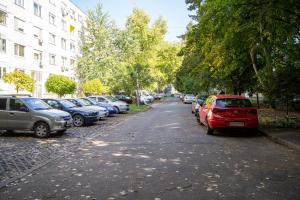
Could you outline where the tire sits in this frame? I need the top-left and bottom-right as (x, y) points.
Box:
(205, 118), (214, 135)
(34, 122), (50, 138)
(73, 114), (85, 127)
(114, 106), (120, 114)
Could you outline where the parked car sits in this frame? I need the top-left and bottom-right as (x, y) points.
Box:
(192, 95), (207, 114)
(42, 99), (99, 127)
(80, 98), (117, 116)
(183, 94), (195, 104)
(154, 93), (164, 100)
(115, 95), (133, 104)
(198, 95), (258, 135)
(89, 96), (129, 113)
(65, 98), (108, 118)
(0, 95), (72, 138)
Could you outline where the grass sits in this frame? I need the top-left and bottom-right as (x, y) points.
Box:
(129, 104), (150, 113)
(258, 108), (300, 128)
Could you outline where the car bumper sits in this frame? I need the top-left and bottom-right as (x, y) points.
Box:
(184, 100), (193, 103)
(84, 116), (99, 123)
(119, 106), (130, 112)
(51, 119), (73, 131)
(208, 117), (258, 129)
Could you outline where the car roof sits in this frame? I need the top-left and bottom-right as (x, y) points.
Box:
(214, 95), (248, 99)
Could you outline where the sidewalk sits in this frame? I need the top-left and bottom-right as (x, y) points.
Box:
(260, 127), (300, 153)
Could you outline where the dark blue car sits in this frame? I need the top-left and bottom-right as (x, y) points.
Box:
(42, 99), (99, 127)
(81, 98), (117, 116)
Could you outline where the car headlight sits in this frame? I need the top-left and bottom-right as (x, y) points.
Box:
(55, 116), (63, 122)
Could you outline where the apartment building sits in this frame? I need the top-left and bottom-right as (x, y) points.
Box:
(0, 0), (85, 97)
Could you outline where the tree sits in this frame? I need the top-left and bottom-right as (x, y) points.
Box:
(83, 79), (109, 95)
(3, 70), (35, 93)
(45, 75), (76, 98)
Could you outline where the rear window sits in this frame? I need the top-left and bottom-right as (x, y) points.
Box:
(0, 98), (7, 110)
(216, 98), (252, 108)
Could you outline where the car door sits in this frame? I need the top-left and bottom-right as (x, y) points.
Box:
(0, 98), (8, 129)
(7, 98), (32, 130)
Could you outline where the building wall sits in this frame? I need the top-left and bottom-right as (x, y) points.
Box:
(0, 0), (85, 97)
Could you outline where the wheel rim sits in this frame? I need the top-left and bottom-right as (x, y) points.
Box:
(36, 124), (47, 137)
(74, 116), (83, 126)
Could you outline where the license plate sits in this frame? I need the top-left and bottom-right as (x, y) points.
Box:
(229, 122), (244, 127)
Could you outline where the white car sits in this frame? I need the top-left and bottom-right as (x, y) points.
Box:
(183, 94), (195, 104)
(89, 96), (129, 113)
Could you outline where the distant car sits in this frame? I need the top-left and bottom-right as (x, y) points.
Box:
(42, 99), (99, 127)
(89, 96), (129, 113)
(155, 93), (164, 100)
(192, 95), (207, 114)
(198, 95), (258, 135)
(115, 95), (133, 104)
(183, 94), (195, 104)
(0, 95), (72, 138)
(81, 98), (117, 116)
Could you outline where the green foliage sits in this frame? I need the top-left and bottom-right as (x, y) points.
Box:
(83, 79), (109, 95)
(3, 70), (35, 93)
(45, 75), (76, 97)
(177, 0), (300, 103)
(77, 4), (181, 95)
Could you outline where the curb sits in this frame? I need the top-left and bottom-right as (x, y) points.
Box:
(260, 129), (300, 153)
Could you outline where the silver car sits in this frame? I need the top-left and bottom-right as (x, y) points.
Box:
(183, 94), (195, 104)
(0, 95), (73, 138)
(89, 96), (129, 113)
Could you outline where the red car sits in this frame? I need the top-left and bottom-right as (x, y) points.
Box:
(198, 95), (258, 135)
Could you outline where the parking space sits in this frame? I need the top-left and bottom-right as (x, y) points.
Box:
(0, 114), (127, 186)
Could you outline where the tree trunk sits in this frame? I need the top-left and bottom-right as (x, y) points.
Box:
(250, 47), (263, 86)
(256, 92), (260, 108)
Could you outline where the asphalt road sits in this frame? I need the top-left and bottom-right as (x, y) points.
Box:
(0, 98), (299, 200)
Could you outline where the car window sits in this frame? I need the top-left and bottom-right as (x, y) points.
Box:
(98, 97), (106, 101)
(216, 98), (252, 108)
(78, 99), (92, 106)
(0, 98), (7, 110)
(9, 99), (28, 111)
(59, 100), (76, 108)
(46, 100), (59, 108)
(106, 96), (118, 102)
(67, 99), (80, 106)
(204, 96), (214, 106)
(22, 98), (51, 110)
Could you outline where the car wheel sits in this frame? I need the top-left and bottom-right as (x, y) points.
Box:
(34, 122), (50, 138)
(205, 118), (214, 135)
(73, 115), (85, 127)
(114, 106), (120, 113)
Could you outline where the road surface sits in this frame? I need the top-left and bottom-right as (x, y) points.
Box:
(0, 98), (299, 200)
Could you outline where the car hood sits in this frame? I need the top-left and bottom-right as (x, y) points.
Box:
(37, 109), (70, 117)
(88, 105), (106, 111)
(113, 101), (128, 106)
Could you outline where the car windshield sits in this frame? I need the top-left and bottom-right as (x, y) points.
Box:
(23, 98), (52, 110)
(106, 96), (117, 102)
(186, 95), (195, 98)
(81, 98), (96, 105)
(216, 98), (252, 108)
(77, 99), (92, 106)
(59, 100), (77, 108)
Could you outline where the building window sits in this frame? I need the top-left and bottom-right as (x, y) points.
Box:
(34, 3), (42, 17)
(61, 38), (66, 49)
(14, 43), (25, 57)
(78, 14), (83, 23)
(70, 41), (75, 53)
(49, 0), (55, 6)
(33, 26), (43, 45)
(15, 0), (24, 7)
(49, 33), (55, 45)
(49, 13), (55, 25)
(70, 59), (75, 68)
(0, 67), (7, 79)
(0, 35), (6, 53)
(61, 56), (67, 67)
(0, 10), (7, 25)
(49, 54), (56, 65)
(61, 19), (66, 31)
(33, 50), (42, 61)
(14, 17), (25, 33)
(70, 9), (75, 20)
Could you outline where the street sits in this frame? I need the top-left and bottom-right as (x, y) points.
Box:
(0, 98), (299, 200)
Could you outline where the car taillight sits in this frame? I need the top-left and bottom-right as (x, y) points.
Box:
(212, 108), (225, 113)
(248, 109), (257, 114)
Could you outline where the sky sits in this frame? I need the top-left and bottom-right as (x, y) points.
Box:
(71, 0), (192, 42)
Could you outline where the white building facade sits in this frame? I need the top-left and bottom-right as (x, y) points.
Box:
(0, 0), (85, 97)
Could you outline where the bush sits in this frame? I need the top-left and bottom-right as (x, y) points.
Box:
(45, 75), (76, 97)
